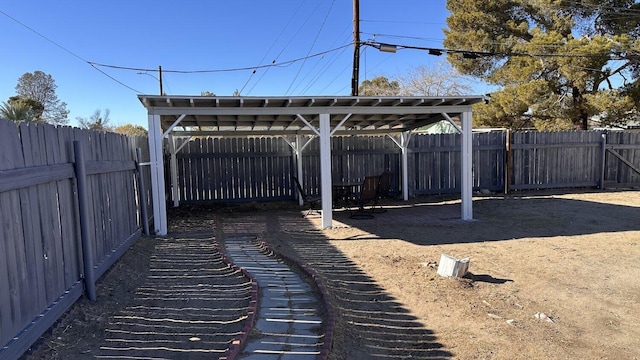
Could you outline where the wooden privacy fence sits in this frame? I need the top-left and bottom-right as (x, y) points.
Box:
(509, 131), (640, 191)
(166, 130), (639, 204)
(0, 120), (152, 360)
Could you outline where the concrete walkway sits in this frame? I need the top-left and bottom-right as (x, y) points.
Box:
(224, 236), (324, 359)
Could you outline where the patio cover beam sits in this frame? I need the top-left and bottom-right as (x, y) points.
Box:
(149, 105), (475, 117)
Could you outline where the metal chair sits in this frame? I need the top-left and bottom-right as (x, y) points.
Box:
(349, 175), (380, 219)
(371, 171), (393, 213)
(293, 176), (321, 217)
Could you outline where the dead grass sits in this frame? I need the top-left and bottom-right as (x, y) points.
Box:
(262, 189), (640, 359)
(24, 189), (640, 360)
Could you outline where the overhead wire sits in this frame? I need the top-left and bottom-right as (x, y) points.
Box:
(89, 45), (351, 74)
(285, 0), (337, 95)
(361, 31), (444, 43)
(0, 9), (142, 94)
(5, 2), (637, 97)
(299, 25), (352, 94)
(363, 40), (639, 61)
(247, 2), (321, 95)
(318, 61), (352, 94)
(296, 29), (350, 94)
(300, 33), (352, 95)
(239, 1), (306, 95)
(247, 0), (328, 95)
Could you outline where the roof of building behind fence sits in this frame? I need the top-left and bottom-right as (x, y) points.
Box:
(138, 95), (488, 136)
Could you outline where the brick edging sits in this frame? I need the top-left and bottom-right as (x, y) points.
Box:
(254, 239), (335, 360)
(213, 239), (259, 360)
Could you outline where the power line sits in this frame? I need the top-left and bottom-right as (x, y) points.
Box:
(361, 32), (443, 43)
(0, 9), (142, 94)
(363, 40), (640, 61)
(246, 0), (327, 95)
(89, 44), (351, 74)
(300, 32), (352, 94)
(239, 1), (306, 95)
(298, 26), (352, 94)
(285, 0), (337, 95)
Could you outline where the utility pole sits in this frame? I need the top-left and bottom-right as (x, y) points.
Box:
(158, 65), (164, 95)
(351, 0), (360, 96)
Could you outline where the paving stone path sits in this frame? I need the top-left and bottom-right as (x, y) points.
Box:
(224, 236), (325, 359)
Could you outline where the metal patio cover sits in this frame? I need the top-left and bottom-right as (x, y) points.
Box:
(139, 95), (488, 235)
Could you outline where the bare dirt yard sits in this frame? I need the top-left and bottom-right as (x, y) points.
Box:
(25, 189), (640, 359)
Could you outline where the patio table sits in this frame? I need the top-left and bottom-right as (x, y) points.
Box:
(332, 181), (361, 206)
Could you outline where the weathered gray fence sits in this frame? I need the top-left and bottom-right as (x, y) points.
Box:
(510, 131), (640, 190)
(0, 120), (151, 360)
(167, 130), (639, 204)
(602, 131), (640, 188)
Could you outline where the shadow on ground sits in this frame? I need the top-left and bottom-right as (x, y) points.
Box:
(329, 191), (640, 245)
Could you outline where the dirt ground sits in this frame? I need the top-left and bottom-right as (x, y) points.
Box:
(25, 189), (640, 359)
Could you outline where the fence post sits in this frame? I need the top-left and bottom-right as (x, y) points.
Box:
(504, 129), (511, 194)
(600, 132), (607, 190)
(136, 148), (150, 236)
(73, 140), (97, 301)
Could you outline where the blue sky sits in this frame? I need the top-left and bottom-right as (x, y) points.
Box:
(1, 1), (490, 128)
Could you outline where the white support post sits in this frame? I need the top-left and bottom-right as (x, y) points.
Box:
(147, 113), (168, 235)
(168, 135), (179, 208)
(401, 131), (411, 201)
(295, 135), (304, 206)
(319, 113), (333, 228)
(461, 111), (473, 220)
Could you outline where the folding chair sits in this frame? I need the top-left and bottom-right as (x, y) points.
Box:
(349, 175), (380, 219)
(293, 176), (321, 217)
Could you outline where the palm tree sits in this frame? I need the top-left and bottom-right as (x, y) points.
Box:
(0, 101), (31, 122)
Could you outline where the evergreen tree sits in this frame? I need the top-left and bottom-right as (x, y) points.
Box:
(113, 124), (148, 136)
(359, 76), (401, 96)
(444, 0), (640, 129)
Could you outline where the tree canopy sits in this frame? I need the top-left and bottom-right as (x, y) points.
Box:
(444, 0), (640, 130)
(113, 124), (148, 136)
(359, 61), (473, 97)
(359, 76), (401, 96)
(399, 61), (473, 96)
(77, 109), (112, 131)
(15, 71), (69, 125)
